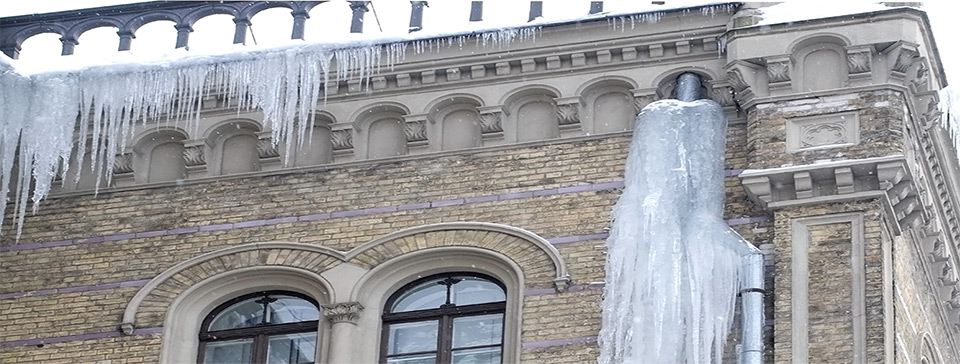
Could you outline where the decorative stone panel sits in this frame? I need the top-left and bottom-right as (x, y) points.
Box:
(555, 96), (582, 130)
(765, 55), (792, 90)
(403, 114), (429, 148)
(182, 140), (207, 168)
(331, 129), (354, 151)
(631, 89), (657, 113)
(113, 153), (134, 175)
(477, 105), (505, 137)
(786, 112), (859, 152)
(256, 132), (280, 159)
(846, 45), (872, 82)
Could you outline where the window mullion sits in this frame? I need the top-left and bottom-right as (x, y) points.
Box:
(438, 314), (454, 364)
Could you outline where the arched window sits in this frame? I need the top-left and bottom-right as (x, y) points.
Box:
(381, 273), (506, 364)
(199, 291), (320, 364)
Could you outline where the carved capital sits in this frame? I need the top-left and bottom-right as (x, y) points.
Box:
(554, 96), (582, 126)
(477, 105), (504, 134)
(322, 302), (364, 324)
(886, 42), (919, 76)
(183, 144), (205, 167)
(631, 88), (658, 113)
(845, 47), (872, 75)
(765, 56), (791, 84)
(257, 133), (279, 159)
(331, 129), (354, 150)
(113, 153), (134, 174)
(403, 114), (429, 142)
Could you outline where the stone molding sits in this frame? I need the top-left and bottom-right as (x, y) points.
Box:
(322, 302), (364, 324)
(120, 222), (571, 331)
(789, 213), (866, 364)
(785, 111), (860, 152)
(740, 156), (922, 232)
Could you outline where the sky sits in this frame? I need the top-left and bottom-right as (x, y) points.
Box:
(1, 1), (959, 86)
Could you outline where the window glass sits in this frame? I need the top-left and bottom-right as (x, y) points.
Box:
(202, 339), (254, 364)
(267, 332), (318, 364)
(382, 274), (506, 364)
(200, 291), (319, 364)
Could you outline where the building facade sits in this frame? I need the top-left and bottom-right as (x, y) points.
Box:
(1, 2), (958, 363)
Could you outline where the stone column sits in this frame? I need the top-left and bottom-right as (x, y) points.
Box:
(348, 2), (369, 34)
(291, 10), (310, 40)
(117, 30), (135, 51)
(175, 24), (193, 49)
(233, 17), (251, 45)
(322, 302), (363, 363)
(60, 36), (79, 56)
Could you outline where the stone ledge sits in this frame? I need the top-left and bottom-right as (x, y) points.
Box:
(740, 155), (922, 232)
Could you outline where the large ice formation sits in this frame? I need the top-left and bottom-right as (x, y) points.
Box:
(598, 90), (754, 363)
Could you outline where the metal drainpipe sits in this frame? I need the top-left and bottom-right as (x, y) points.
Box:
(672, 72), (765, 363)
(740, 248), (765, 364)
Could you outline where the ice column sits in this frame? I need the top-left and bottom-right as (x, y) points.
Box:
(599, 75), (756, 364)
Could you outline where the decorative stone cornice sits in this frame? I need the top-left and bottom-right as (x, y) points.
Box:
(740, 156), (922, 232)
(322, 302), (364, 324)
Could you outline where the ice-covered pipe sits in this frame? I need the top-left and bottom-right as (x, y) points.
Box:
(740, 250), (765, 364)
(675, 72), (702, 102)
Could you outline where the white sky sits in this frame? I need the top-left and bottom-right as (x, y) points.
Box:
(2, 1), (959, 86)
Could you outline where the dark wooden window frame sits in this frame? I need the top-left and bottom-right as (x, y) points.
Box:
(380, 273), (507, 364)
(198, 290), (320, 364)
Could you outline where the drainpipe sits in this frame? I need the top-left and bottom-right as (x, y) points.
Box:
(740, 249), (765, 364)
(674, 72), (765, 364)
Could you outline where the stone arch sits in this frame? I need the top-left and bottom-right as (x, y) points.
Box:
(501, 85), (562, 143)
(121, 241), (345, 331)
(920, 333), (944, 364)
(424, 94), (485, 151)
(345, 222), (570, 291)
(6, 24), (67, 49)
(239, 1), (297, 20)
(351, 102), (410, 159)
(652, 67), (717, 100)
(124, 11), (183, 34)
(181, 5), (242, 27)
(289, 112), (336, 167)
(578, 77), (638, 133)
(790, 34), (850, 92)
(64, 18), (124, 41)
(346, 221), (566, 364)
(203, 118), (263, 175)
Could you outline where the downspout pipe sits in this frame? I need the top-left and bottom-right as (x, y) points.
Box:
(740, 248), (765, 364)
(673, 72), (765, 364)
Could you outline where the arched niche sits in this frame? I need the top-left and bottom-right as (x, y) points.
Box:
(203, 119), (262, 175)
(61, 140), (111, 192)
(133, 128), (187, 183)
(353, 103), (410, 159)
(501, 86), (560, 143)
(790, 35), (850, 92)
(290, 112), (335, 167)
(578, 78), (638, 133)
(652, 68), (716, 101)
(425, 95), (484, 151)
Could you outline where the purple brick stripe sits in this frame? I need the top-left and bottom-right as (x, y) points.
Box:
(522, 335), (598, 349)
(0, 327), (162, 349)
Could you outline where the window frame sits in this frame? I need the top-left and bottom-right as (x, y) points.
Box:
(379, 273), (507, 364)
(197, 290), (321, 364)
